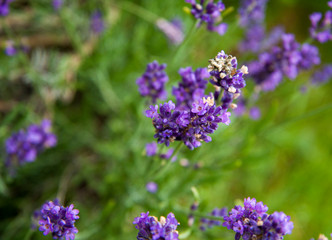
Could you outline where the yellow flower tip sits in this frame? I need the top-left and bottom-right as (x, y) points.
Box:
(183, 6), (191, 15)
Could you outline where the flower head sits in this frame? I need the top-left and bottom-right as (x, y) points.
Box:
(137, 61), (169, 104)
(311, 64), (332, 86)
(238, 0), (268, 27)
(185, 0), (227, 35)
(52, 0), (63, 11)
(35, 199), (79, 240)
(133, 212), (179, 240)
(0, 0), (14, 16)
(223, 197), (293, 240)
(5, 120), (57, 172)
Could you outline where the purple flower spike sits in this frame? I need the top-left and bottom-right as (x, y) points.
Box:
(35, 200), (79, 240)
(185, 0), (227, 35)
(223, 197), (293, 240)
(133, 212), (179, 240)
(156, 18), (184, 45)
(91, 10), (104, 34)
(137, 61), (169, 104)
(5, 120), (57, 172)
(52, 0), (63, 11)
(248, 33), (320, 91)
(208, 50), (248, 110)
(0, 0), (14, 16)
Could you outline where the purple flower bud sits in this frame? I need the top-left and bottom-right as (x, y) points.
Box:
(146, 182), (158, 193)
(146, 142), (157, 156)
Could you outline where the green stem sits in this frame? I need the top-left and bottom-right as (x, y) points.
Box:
(23, 228), (33, 240)
(117, 1), (158, 24)
(154, 142), (183, 180)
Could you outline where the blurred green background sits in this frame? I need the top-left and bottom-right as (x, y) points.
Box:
(0, 0), (331, 239)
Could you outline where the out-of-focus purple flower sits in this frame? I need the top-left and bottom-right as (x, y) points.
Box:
(4, 40), (16, 56)
(240, 24), (265, 53)
(146, 142), (157, 157)
(238, 0), (268, 27)
(233, 98), (246, 116)
(160, 148), (174, 159)
(91, 10), (104, 34)
(311, 64), (332, 85)
(137, 61), (169, 104)
(35, 199), (79, 240)
(223, 197), (293, 240)
(249, 107), (261, 120)
(185, 0), (227, 35)
(5, 120), (57, 171)
(146, 98), (231, 150)
(208, 50), (248, 110)
(133, 212), (179, 240)
(248, 33), (320, 91)
(172, 67), (209, 111)
(0, 0), (13, 16)
(146, 182), (158, 193)
(52, 0), (63, 11)
(309, 3), (332, 43)
(200, 208), (227, 231)
(156, 18), (184, 45)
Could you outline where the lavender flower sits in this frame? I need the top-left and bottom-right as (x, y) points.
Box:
(137, 61), (169, 104)
(91, 10), (104, 34)
(0, 0), (13, 16)
(146, 98), (230, 150)
(4, 40), (16, 56)
(133, 212), (179, 240)
(200, 207), (227, 231)
(249, 107), (261, 120)
(52, 0), (63, 11)
(311, 64), (332, 85)
(146, 182), (158, 193)
(172, 67), (209, 110)
(223, 197), (293, 240)
(146, 142), (158, 157)
(309, 2), (332, 43)
(248, 33), (320, 91)
(5, 120), (57, 170)
(238, 0), (268, 27)
(185, 0), (227, 35)
(156, 18), (184, 45)
(36, 199), (79, 240)
(208, 50), (248, 110)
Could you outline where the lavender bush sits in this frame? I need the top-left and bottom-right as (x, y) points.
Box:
(0, 1), (331, 240)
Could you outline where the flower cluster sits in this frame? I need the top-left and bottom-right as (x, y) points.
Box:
(185, 0), (227, 35)
(5, 120), (57, 169)
(137, 61), (169, 104)
(208, 51), (248, 110)
(309, 1), (332, 43)
(199, 207), (227, 231)
(36, 199), (79, 240)
(0, 0), (13, 16)
(172, 67), (209, 110)
(133, 212), (179, 240)
(311, 64), (332, 86)
(248, 33), (320, 91)
(146, 98), (230, 150)
(223, 197), (293, 240)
